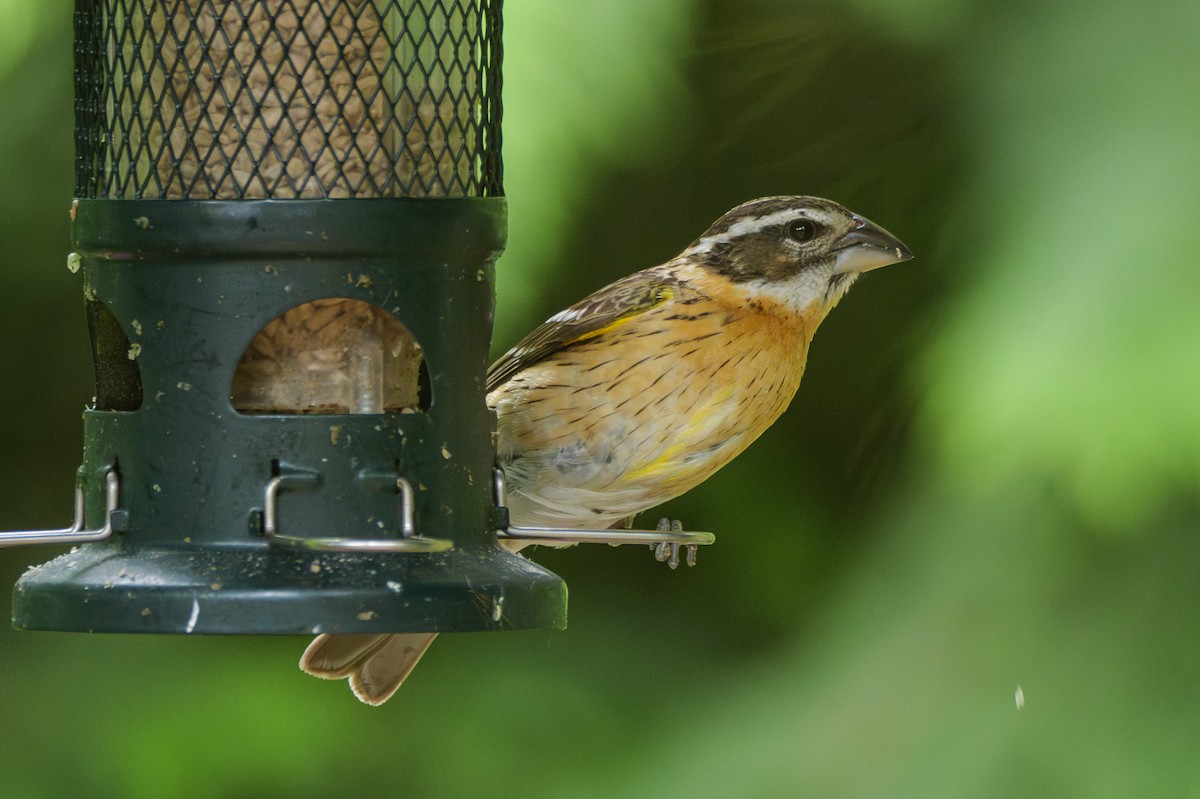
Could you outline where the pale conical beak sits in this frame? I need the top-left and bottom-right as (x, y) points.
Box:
(832, 215), (914, 275)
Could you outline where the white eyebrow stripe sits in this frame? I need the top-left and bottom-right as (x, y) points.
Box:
(720, 209), (800, 239)
(686, 209), (803, 254)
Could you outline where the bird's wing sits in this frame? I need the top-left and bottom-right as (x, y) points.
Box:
(487, 269), (677, 392)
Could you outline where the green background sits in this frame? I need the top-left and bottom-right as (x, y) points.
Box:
(2, 1), (1199, 796)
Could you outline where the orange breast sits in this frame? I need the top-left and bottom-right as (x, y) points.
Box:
(490, 269), (818, 525)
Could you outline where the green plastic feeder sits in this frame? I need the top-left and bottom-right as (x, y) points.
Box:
(3, 0), (567, 635)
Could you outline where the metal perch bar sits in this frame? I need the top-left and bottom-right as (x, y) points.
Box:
(491, 468), (716, 568)
(0, 470), (121, 547)
(262, 474), (453, 553)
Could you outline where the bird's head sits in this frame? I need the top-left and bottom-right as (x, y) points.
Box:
(680, 195), (912, 318)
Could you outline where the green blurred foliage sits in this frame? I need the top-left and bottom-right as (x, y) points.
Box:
(924, 1), (1200, 533)
(2, 0), (1198, 797)
(498, 0), (694, 341)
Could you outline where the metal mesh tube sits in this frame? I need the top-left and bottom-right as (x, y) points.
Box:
(71, 0), (504, 413)
(73, 0), (503, 199)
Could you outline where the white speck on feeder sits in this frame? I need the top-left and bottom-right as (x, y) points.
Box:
(357, 611), (376, 621)
(127, 343), (142, 360)
(132, 319), (142, 336)
(185, 599), (200, 633)
(441, 445), (452, 459)
(1015, 684), (1025, 710)
(386, 580), (402, 593)
(67, 252), (81, 273)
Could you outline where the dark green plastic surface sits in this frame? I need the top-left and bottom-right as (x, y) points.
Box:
(12, 199), (567, 634)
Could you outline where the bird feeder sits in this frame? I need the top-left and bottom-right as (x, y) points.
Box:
(3, 0), (712, 641)
(0, 0), (571, 635)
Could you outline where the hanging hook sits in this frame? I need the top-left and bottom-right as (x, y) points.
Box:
(0, 469), (121, 547)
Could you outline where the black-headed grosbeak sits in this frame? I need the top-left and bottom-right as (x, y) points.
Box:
(301, 195), (912, 704)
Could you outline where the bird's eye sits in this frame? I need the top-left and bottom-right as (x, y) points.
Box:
(787, 219), (817, 242)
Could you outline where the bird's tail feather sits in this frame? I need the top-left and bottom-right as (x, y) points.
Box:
(300, 632), (438, 706)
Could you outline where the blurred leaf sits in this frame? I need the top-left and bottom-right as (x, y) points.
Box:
(550, 474), (1200, 799)
(496, 0), (695, 348)
(0, 0), (66, 80)
(923, 0), (1200, 531)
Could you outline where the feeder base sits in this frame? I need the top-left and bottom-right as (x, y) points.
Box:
(12, 542), (567, 635)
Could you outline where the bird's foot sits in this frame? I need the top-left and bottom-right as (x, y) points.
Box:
(649, 518), (698, 569)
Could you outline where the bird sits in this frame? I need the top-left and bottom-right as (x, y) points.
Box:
(299, 195), (912, 704)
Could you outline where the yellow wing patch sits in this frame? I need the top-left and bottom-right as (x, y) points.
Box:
(562, 286), (674, 347)
(488, 275), (677, 391)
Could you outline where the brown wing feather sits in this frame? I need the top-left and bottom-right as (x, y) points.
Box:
(486, 268), (676, 392)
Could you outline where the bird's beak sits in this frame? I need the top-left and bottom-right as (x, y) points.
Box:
(832, 215), (914, 275)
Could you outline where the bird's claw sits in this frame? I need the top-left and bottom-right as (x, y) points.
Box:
(648, 518), (697, 569)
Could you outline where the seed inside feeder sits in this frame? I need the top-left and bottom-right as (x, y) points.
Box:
(231, 299), (427, 414)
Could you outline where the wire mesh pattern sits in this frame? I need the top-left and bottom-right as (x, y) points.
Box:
(74, 0), (503, 199)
